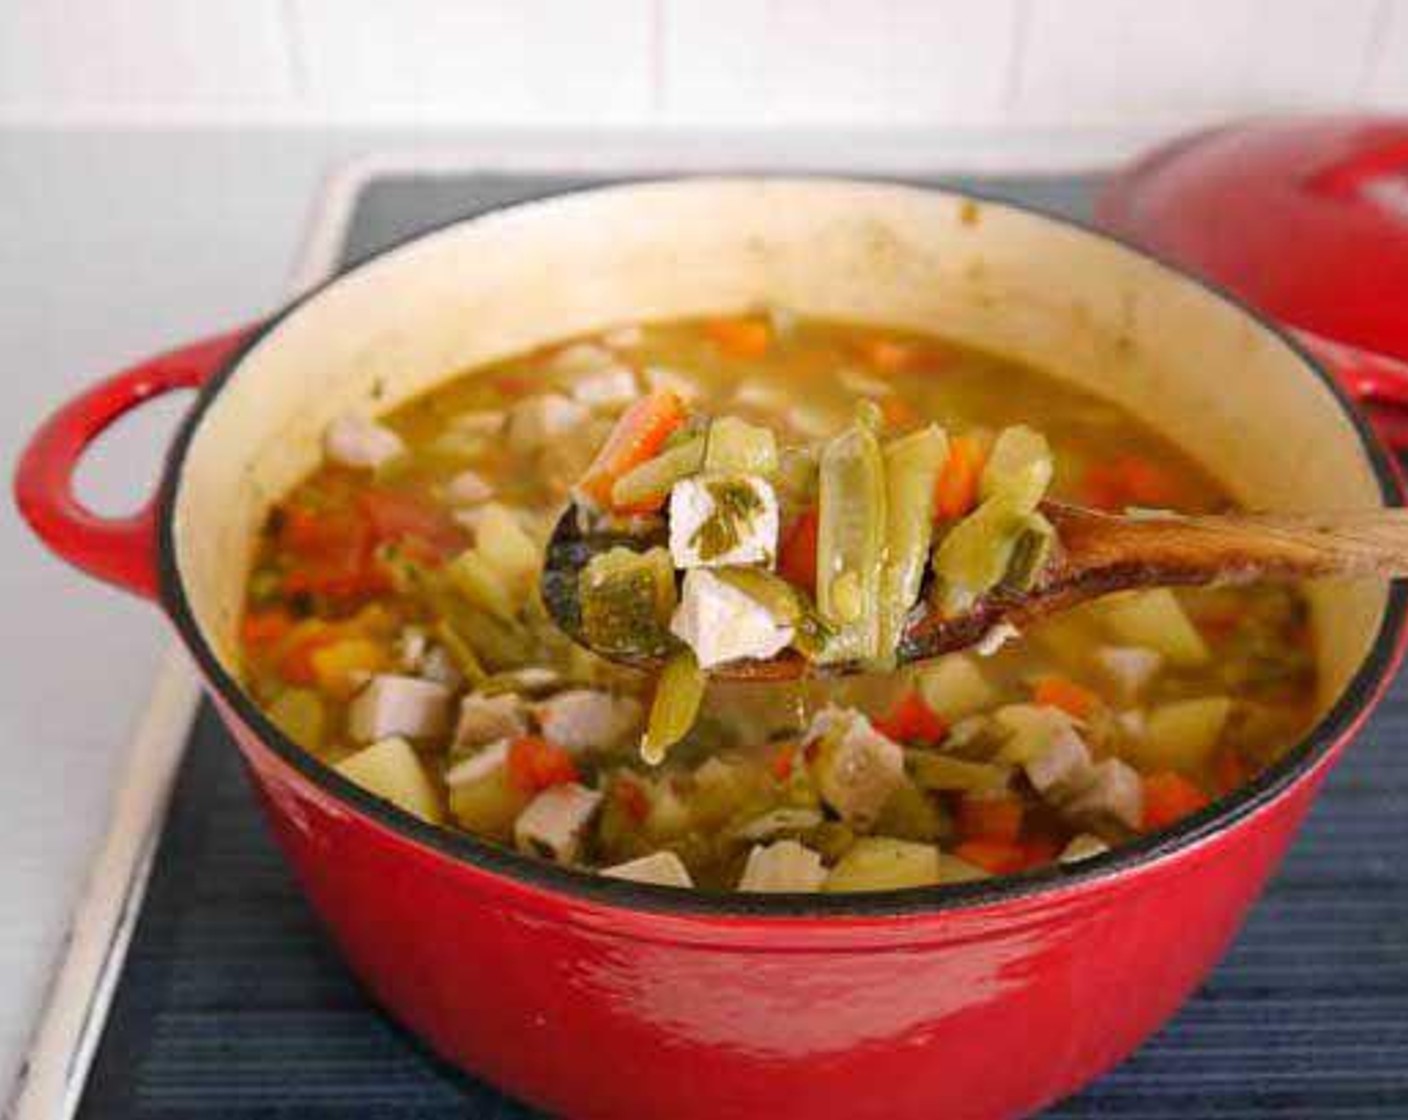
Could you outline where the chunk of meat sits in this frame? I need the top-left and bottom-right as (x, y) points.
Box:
(571, 366), (639, 408)
(454, 693), (529, 751)
(513, 783), (603, 864)
(443, 739), (510, 787)
(444, 470), (494, 507)
(669, 569), (793, 669)
(1092, 645), (1164, 703)
(738, 840), (827, 892)
(806, 707), (905, 830)
(507, 394), (590, 454)
(600, 850), (694, 888)
(324, 413), (405, 470)
(1063, 758), (1144, 830)
(1024, 724), (1094, 800)
(348, 674), (452, 743)
(535, 690), (643, 753)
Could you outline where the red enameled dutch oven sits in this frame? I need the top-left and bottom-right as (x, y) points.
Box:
(15, 175), (1408, 1119)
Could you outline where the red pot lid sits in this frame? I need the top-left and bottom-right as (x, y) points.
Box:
(1098, 116), (1408, 364)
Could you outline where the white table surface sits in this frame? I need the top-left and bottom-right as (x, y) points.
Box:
(0, 124), (1116, 1113)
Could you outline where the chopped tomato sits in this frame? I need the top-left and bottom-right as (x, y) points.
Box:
(956, 794), (1024, 845)
(934, 435), (986, 520)
(277, 623), (340, 686)
(358, 488), (467, 560)
(1032, 675), (1101, 720)
(240, 608), (293, 651)
(507, 736), (580, 794)
(777, 507), (820, 593)
(577, 389), (686, 508)
(1021, 835), (1060, 870)
(493, 374), (533, 397)
(1142, 771), (1210, 832)
(1082, 454), (1184, 512)
(614, 776), (651, 823)
(1213, 748), (1248, 795)
(276, 504), (387, 600)
(954, 839), (1028, 876)
(279, 504), (366, 560)
(770, 741), (800, 782)
(879, 395), (920, 429)
(704, 316), (771, 360)
(874, 692), (948, 747)
(857, 337), (915, 374)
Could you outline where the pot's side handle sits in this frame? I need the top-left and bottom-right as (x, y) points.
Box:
(14, 329), (252, 601)
(1293, 328), (1408, 455)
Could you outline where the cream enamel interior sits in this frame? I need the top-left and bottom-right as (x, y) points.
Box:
(172, 178), (1390, 716)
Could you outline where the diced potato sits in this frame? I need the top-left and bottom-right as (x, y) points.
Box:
(824, 838), (941, 892)
(449, 763), (531, 841)
(738, 840), (827, 892)
(1060, 833), (1110, 863)
(992, 703), (1077, 765)
(601, 851), (694, 888)
(1096, 589), (1210, 667)
(936, 853), (990, 883)
(1131, 697), (1233, 774)
(808, 709), (905, 830)
(473, 504), (541, 596)
(335, 737), (444, 825)
(917, 654), (997, 720)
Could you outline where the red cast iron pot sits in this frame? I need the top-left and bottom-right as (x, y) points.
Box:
(15, 179), (1408, 1119)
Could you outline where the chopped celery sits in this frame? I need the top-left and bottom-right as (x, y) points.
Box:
(704, 416), (779, 474)
(877, 425), (948, 663)
(908, 750), (1010, 794)
(1096, 588), (1210, 666)
(1001, 511), (1057, 592)
(579, 546), (678, 658)
(446, 548), (518, 622)
(642, 650), (706, 765)
(815, 417), (887, 662)
(824, 838), (941, 892)
(432, 620), (487, 686)
(269, 688), (326, 750)
(611, 436), (706, 507)
(980, 425), (1054, 513)
(873, 778), (947, 842)
(931, 493), (1026, 614)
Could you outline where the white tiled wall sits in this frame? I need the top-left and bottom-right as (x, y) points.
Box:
(1, 0), (1404, 135)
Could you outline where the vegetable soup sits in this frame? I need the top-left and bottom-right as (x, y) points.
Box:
(239, 315), (1316, 893)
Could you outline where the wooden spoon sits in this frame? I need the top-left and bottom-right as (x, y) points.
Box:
(541, 500), (1408, 682)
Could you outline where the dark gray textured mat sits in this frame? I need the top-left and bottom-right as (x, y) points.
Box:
(78, 170), (1408, 1118)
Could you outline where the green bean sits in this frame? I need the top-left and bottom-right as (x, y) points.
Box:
(876, 425), (948, 665)
(704, 416), (779, 474)
(642, 650), (705, 765)
(815, 415), (886, 662)
(980, 425), (1053, 513)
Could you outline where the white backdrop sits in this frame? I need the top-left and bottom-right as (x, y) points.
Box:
(2, 0), (1404, 146)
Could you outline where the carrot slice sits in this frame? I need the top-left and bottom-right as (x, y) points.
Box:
(934, 435), (986, 520)
(873, 691), (948, 747)
(240, 608), (293, 651)
(769, 741), (800, 782)
(1141, 771), (1210, 832)
(1032, 675), (1101, 721)
(576, 389), (686, 509)
(358, 488), (468, 560)
(858, 338), (915, 373)
(956, 794), (1024, 844)
(954, 839), (1028, 876)
(1021, 835), (1060, 870)
(507, 736), (580, 793)
(704, 316), (771, 360)
(777, 507), (820, 593)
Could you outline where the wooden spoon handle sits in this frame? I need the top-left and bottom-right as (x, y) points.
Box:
(1048, 504), (1408, 586)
